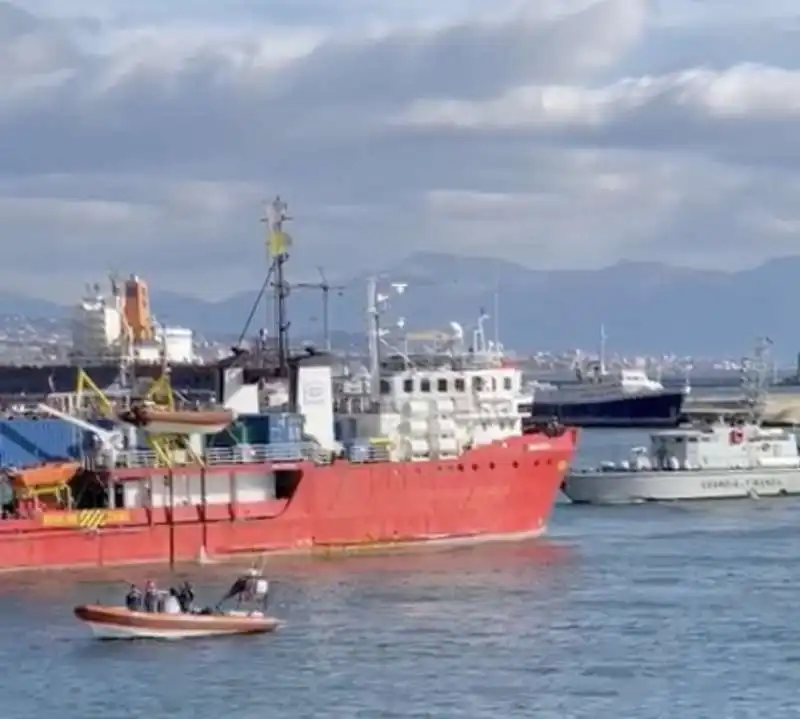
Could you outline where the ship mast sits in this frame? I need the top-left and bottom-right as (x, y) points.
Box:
(367, 278), (412, 398)
(367, 277), (381, 400)
(599, 323), (607, 375)
(741, 336), (772, 422)
(262, 196), (292, 375)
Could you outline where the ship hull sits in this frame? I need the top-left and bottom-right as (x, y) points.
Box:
(563, 466), (800, 504)
(529, 391), (685, 428)
(0, 363), (219, 397)
(74, 605), (279, 640)
(0, 432), (575, 572)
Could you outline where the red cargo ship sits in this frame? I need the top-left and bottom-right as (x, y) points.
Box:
(0, 434), (572, 571)
(0, 201), (576, 571)
(0, 350), (576, 571)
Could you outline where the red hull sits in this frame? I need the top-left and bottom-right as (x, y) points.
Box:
(0, 431), (575, 572)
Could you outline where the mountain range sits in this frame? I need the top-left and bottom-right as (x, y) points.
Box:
(9, 253), (800, 357)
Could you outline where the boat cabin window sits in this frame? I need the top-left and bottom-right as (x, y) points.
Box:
(490, 377), (497, 391)
(420, 378), (431, 393)
(379, 379), (391, 395)
(437, 378), (448, 392)
(403, 379), (413, 393)
(472, 376), (484, 392)
(454, 378), (465, 392)
(504, 377), (512, 391)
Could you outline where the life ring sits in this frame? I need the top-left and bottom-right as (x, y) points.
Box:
(729, 429), (744, 445)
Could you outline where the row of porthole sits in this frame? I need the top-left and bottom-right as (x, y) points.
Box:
(407, 458), (556, 473)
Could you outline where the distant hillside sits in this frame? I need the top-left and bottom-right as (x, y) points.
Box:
(7, 253), (800, 356)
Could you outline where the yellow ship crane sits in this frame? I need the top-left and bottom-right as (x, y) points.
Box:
(73, 368), (203, 468)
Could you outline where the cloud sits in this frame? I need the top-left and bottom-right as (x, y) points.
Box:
(398, 64), (800, 167)
(0, 0), (799, 302)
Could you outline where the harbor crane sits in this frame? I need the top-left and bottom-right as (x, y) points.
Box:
(292, 266), (346, 352)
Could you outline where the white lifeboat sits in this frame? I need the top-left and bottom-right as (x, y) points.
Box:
(117, 406), (235, 435)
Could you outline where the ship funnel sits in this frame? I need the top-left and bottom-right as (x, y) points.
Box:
(123, 275), (154, 342)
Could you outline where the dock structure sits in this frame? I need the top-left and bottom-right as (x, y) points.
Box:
(682, 393), (800, 427)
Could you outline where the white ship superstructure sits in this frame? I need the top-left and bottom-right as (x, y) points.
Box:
(546, 364), (672, 402)
(332, 279), (544, 462)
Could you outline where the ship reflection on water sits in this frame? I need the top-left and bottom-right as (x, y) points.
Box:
(0, 537), (577, 600)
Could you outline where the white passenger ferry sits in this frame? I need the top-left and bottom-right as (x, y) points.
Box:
(562, 421), (800, 504)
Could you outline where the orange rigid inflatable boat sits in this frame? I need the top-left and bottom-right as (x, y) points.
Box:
(74, 605), (280, 640)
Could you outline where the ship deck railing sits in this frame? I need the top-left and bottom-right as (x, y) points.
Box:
(82, 442), (335, 471)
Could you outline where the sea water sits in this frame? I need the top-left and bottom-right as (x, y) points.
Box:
(0, 429), (797, 718)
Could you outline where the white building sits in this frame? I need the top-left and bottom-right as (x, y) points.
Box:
(70, 285), (124, 364)
(70, 278), (196, 365)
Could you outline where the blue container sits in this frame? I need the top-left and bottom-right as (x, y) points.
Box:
(335, 417), (357, 443)
(236, 412), (304, 445)
(266, 412), (303, 444)
(0, 418), (82, 468)
(238, 415), (262, 444)
(207, 421), (250, 449)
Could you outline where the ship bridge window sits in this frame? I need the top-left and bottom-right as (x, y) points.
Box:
(380, 379), (391, 395)
(688, 437), (698, 443)
(437, 378), (448, 392)
(454, 378), (465, 392)
(420, 378), (431, 393)
(403, 379), (413, 393)
(504, 377), (512, 391)
(472, 376), (484, 392)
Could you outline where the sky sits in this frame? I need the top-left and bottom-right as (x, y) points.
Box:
(3, 0), (800, 301)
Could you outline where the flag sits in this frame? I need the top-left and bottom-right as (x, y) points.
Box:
(265, 195), (291, 257)
(268, 229), (293, 258)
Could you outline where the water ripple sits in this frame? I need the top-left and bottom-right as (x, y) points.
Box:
(0, 430), (798, 716)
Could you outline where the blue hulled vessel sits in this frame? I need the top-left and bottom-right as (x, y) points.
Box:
(524, 362), (687, 429)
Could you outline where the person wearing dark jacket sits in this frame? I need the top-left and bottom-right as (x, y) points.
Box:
(143, 580), (159, 612)
(125, 585), (142, 611)
(216, 568), (259, 609)
(177, 581), (195, 613)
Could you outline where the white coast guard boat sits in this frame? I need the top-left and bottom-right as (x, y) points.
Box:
(562, 420), (800, 504)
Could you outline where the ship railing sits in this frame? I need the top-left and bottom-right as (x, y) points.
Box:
(345, 442), (392, 464)
(334, 395), (382, 415)
(83, 442), (333, 471)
